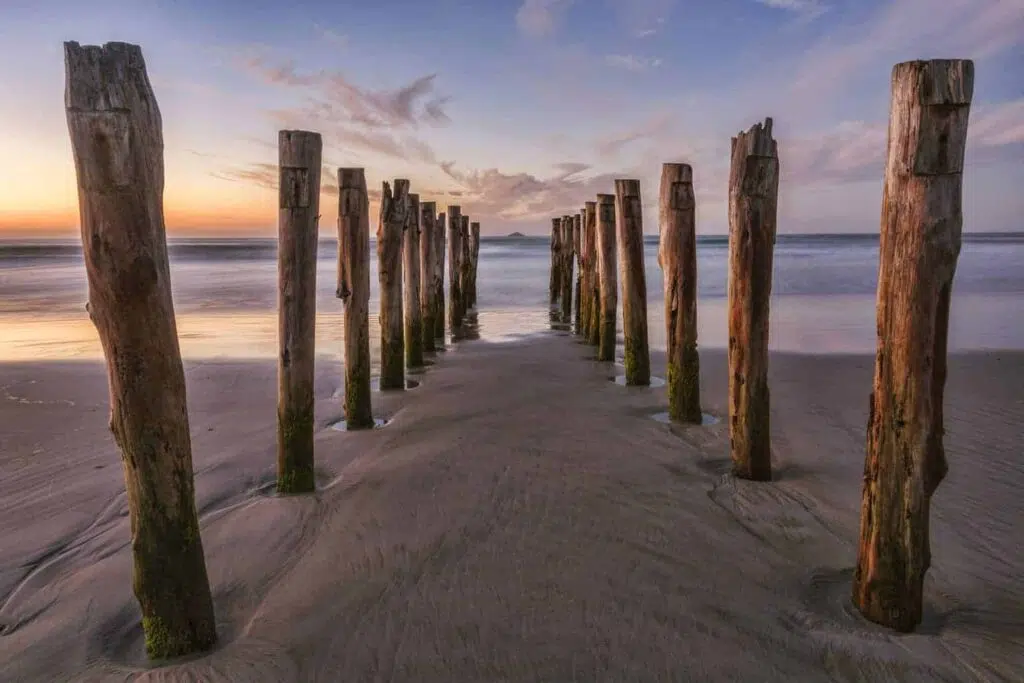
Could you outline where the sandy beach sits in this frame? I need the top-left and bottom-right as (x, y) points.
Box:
(0, 331), (1021, 682)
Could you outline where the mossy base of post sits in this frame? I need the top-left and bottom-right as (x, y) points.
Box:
(623, 337), (650, 386)
(668, 344), (702, 424)
(277, 406), (315, 494)
(380, 338), (405, 390)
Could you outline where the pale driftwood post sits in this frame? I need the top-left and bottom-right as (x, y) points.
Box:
(853, 60), (974, 633)
(276, 130), (322, 493)
(419, 201), (437, 352)
(459, 214), (472, 318)
(468, 221), (481, 308)
(584, 201), (600, 346)
(615, 180), (651, 385)
(727, 119), (779, 481)
(64, 40), (217, 659)
(573, 213), (583, 333)
(378, 180), (409, 389)
(560, 216), (574, 323)
(434, 211), (447, 341)
(596, 194), (618, 361)
(404, 193), (424, 369)
(659, 163), (702, 423)
(337, 168), (374, 429)
(549, 218), (562, 307)
(447, 205), (463, 328)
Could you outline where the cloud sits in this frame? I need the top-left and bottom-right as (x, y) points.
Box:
(595, 112), (675, 158)
(604, 54), (663, 71)
(607, 0), (674, 38)
(313, 23), (348, 49)
(516, 0), (574, 38)
(754, 0), (828, 20)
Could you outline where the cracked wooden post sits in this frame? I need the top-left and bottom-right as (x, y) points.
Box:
(596, 193), (618, 362)
(852, 59), (974, 633)
(615, 179), (650, 385)
(549, 218), (562, 307)
(459, 214), (472, 318)
(447, 205), (463, 329)
(433, 211), (447, 342)
(573, 212), (583, 334)
(378, 179), (409, 390)
(337, 168), (374, 429)
(579, 207), (590, 339)
(64, 40), (217, 660)
(584, 201), (600, 346)
(276, 130), (321, 494)
(560, 216), (574, 324)
(468, 221), (481, 309)
(659, 163), (702, 424)
(404, 193), (424, 369)
(727, 118), (779, 481)
(419, 201), (437, 352)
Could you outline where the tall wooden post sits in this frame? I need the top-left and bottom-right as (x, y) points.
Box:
(596, 194), (618, 362)
(378, 180), (409, 390)
(549, 218), (562, 306)
(404, 193), (424, 369)
(337, 168), (374, 429)
(727, 119), (779, 481)
(64, 40), (217, 659)
(659, 163), (702, 423)
(853, 59), (974, 633)
(419, 201), (437, 352)
(573, 213), (583, 334)
(460, 214), (472, 317)
(434, 211), (447, 341)
(560, 216), (574, 324)
(447, 205), (463, 329)
(275, 130), (322, 494)
(468, 221), (481, 308)
(584, 201), (600, 346)
(615, 180), (650, 385)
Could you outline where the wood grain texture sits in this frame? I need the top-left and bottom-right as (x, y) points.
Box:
(573, 213), (583, 334)
(727, 118), (779, 481)
(596, 194), (618, 362)
(584, 201), (600, 346)
(459, 214), (472, 319)
(560, 216), (574, 324)
(419, 201), (437, 352)
(64, 40), (217, 659)
(659, 163), (702, 423)
(614, 180), (650, 385)
(404, 193), (424, 369)
(468, 221), (481, 309)
(378, 180), (409, 390)
(447, 206), (463, 329)
(434, 212), (447, 341)
(337, 168), (374, 428)
(853, 59), (974, 633)
(550, 218), (562, 307)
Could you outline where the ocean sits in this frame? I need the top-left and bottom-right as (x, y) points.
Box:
(1, 233), (1022, 363)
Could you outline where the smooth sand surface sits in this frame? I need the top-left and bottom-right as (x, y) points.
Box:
(0, 331), (1022, 681)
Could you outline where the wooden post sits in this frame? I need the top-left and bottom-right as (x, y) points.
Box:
(852, 59), (974, 633)
(549, 218), (561, 306)
(433, 211), (447, 342)
(337, 168), (374, 429)
(64, 40), (217, 659)
(614, 180), (651, 385)
(596, 194), (618, 362)
(276, 130), (322, 494)
(378, 180), (409, 390)
(584, 201), (600, 346)
(573, 213), (583, 334)
(579, 208), (590, 338)
(560, 216), (574, 323)
(447, 205), (463, 329)
(459, 214), (472, 317)
(419, 201), (437, 352)
(727, 118), (779, 481)
(468, 221), (481, 308)
(404, 193), (424, 369)
(659, 163), (702, 423)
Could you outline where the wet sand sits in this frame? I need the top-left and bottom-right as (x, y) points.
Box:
(0, 332), (1021, 682)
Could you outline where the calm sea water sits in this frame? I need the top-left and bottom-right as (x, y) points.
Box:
(0, 234), (1022, 362)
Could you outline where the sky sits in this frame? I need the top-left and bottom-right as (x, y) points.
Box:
(0, 0), (1021, 237)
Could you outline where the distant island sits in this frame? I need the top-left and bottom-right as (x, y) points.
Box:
(507, 231), (525, 237)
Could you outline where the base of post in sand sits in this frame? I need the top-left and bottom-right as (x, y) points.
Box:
(610, 375), (666, 388)
(371, 377), (421, 392)
(330, 417), (391, 431)
(650, 411), (719, 426)
(407, 360), (436, 375)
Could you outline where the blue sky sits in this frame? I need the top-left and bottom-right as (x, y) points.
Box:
(0, 0), (1021, 236)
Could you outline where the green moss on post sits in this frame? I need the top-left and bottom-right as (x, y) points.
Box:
(614, 180), (650, 386)
(595, 194), (618, 362)
(379, 180), (409, 390)
(404, 193), (425, 369)
(668, 344), (702, 423)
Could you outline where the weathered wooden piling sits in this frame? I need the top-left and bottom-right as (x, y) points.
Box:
(468, 221), (481, 308)
(596, 193), (618, 361)
(419, 201), (437, 352)
(549, 217), (562, 306)
(560, 216), (574, 323)
(573, 212), (583, 333)
(447, 205), (463, 328)
(852, 59), (974, 633)
(614, 180), (651, 385)
(584, 201), (600, 346)
(378, 180), (409, 389)
(337, 168), (374, 429)
(727, 118), (779, 481)
(404, 193), (424, 369)
(460, 214), (472, 317)
(434, 211), (447, 341)
(64, 40), (217, 659)
(659, 163), (703, 423)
